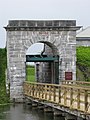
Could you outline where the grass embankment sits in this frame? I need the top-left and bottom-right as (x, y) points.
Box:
(26, 65), (35, 82)
(76, 47), (90, 81)
(0, 48), (9, 104)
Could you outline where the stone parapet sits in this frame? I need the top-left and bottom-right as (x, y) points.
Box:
(8, 20), (76, 27)
(5, 20), (81, 31)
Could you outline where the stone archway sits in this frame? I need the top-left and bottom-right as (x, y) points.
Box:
(5, 20), (80, 102)
(26, 41), (59, 84)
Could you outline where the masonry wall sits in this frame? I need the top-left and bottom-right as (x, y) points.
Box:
(5, 20), (79, 102)
(76, 39), (90, 46)
(35, 44), (54, 83)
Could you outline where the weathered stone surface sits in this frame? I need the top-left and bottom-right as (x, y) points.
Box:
(76, 38), (90, 46)
(8, 20), (76, 27)
(5, 20), (80, 102)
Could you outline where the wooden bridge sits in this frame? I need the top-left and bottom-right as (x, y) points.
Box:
(23, 81), (90, 120)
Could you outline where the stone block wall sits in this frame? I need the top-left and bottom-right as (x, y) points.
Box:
(5, 20), (80, 102)
(76, 38), (90, 46)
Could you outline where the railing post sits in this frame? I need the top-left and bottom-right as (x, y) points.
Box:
(42, 85), (44, 99)
(29, 84), (31, 96)
(49, 85), (51, 101)
(45, 85), (47, 100)
(77, 89), (80, 110)
(38, 84), (41, 99)
(35, 84), (37, 97)
(64, 87), (67, 106)
(58, 86), (61, 104)
(32, 84), (34, 97)
(84, 90), (88, 113)
(53, 86), (56, 102)
(70, 88), (73, 109)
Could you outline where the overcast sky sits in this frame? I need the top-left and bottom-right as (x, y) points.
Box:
(0, 0), (90, 48)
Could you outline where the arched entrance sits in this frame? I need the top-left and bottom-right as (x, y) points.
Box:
(26, 42), (59, 84)
(5, 20), (80, 102)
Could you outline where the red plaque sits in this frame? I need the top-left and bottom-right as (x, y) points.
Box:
(65, 72), (72, 80)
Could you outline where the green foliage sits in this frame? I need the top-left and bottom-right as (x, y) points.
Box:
(76, 47), (90, 81)
(0, 48), (9, 104)
(0, 48), (7, 82)
(76, 47), (90, 67)
(26, 65), (35, 82)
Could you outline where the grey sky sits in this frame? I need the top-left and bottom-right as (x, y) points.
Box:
(0, 0), (90, 48)
(26, 43), (44, 55)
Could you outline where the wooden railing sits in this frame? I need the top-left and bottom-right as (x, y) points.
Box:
(23, 81), (90, 114)
(61, 80), (90, 86)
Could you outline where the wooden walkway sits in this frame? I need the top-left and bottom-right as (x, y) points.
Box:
(23, 81), (90, 119)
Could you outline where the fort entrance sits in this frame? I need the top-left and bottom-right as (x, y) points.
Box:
(26, 42), (59, 84)
(5, 20), (80, 102)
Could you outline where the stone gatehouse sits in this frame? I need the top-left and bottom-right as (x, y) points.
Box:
(5, 20), (80, 102)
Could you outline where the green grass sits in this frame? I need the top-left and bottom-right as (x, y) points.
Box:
(76, 47), (90, 81)
(26, 65), (35, 82)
